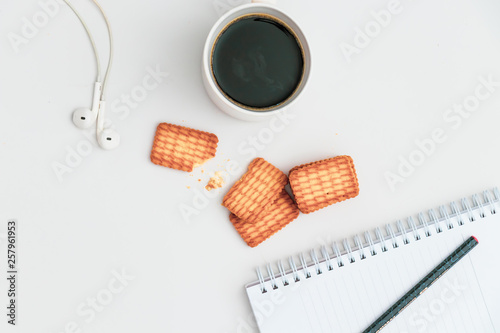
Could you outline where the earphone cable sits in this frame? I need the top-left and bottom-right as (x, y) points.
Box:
(62, 0), (101, 82)
(91, 0), (113, 101)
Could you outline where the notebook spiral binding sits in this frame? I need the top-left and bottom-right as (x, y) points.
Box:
(256, 188), (499, 294)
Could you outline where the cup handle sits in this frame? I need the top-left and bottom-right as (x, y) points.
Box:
(251, 0), (277, 4)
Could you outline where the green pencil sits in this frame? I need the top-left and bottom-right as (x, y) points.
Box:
(363, 236), (479, 333)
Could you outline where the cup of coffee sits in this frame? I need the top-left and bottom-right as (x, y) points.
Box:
(202, 1), (311, 121)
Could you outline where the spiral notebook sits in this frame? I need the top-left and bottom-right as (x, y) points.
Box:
(246, 189), (500, 333)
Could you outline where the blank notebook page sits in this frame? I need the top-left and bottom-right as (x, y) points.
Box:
(246, 190), (499, 333)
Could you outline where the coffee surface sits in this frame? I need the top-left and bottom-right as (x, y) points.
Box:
(212, 15), (304, 110)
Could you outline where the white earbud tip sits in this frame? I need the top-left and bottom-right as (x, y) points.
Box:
(98, 129), (120, 150)
(73, 108), (96, 129)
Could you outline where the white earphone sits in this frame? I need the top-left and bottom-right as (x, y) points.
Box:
(96, 101), (120, 149)
(63, 0), (120, 150)
(72, 81), (101, 129)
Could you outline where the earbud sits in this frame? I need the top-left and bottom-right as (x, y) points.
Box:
(72, 82), (102, 129)
(98, 129), (120, 150)
(72, 107), (97, 129)
(96, 101), (120, 150)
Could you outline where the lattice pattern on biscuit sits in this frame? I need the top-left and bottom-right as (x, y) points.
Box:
(230, 189), (299, 247)
(289, 155), (359, 214)
(288, 160), (317, 176)
(150, 123), (218, 172)
(223, 158), (288, 224)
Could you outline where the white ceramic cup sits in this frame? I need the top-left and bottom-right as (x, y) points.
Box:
(202, 1), (311, 121)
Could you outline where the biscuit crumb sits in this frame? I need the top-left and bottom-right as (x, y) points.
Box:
(205, 172), (225, 191)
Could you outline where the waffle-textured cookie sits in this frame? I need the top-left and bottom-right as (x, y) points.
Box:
(223, 158), (288, 224)
(230, 189), (300, 247)
(150, 123), (218, 172)
(289, 155), (359, 214)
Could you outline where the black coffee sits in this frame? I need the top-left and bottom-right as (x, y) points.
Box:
(211, 14), (304, 110)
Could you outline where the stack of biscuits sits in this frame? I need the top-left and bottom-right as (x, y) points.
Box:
(223, 158), (299, 247)
(223, 155), (359, 247)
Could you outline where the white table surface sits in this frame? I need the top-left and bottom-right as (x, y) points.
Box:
(1, 0), (500, 332)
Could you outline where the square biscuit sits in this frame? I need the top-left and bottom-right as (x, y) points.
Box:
(230, 189), (300, 247)
(223, 158), (288, 224)
(150, 123), (218, 172)
(289, 155), (359, 214)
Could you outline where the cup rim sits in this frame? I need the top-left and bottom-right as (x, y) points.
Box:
(202, 3), (310, 118)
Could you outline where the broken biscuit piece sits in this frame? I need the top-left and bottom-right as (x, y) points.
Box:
(150, 123), (218, 172)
